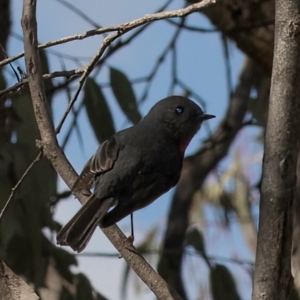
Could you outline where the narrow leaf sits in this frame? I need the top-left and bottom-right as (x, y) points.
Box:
(83, 78), (115, 143)
(185, 227), (210, 267)
(210, 264), (241, 300)
(110, 67), (141, 124)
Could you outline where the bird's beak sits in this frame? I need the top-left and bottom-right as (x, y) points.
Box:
(198, 114), (215, 121)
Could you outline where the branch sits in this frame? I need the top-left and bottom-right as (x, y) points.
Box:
(0, 69), (82, 99)
(0, 152), (42, 220)
(252, 0), (300, 299)
(158, 58), (257, 298)
(54, 0), (101, 28)
(79, 249), (254, 267)
(1, 0), (215, 67)
(0, 260), (38, 300)
(54, 0), (215, 135)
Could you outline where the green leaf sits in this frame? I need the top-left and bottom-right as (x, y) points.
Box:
(110, 67), (141, 124)
(185, 228), (206, 254)
(59, 286), (74, 300)
(210, 264), (241, 300)
(185, 228), (210, 267)
(83, 78), (115, 143)
(4, 84), (57, 288)
(0, 69), (6, 90)
(75, 273), (95, 300)
(247, 97), (267, 126)
(95, 292), (109, 300)
(52, 247), (77, 283)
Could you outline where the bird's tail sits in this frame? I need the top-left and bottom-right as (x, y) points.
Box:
(56, 195), (114, 253)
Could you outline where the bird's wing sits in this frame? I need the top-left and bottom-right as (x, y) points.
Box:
(72, 136), (121, 194)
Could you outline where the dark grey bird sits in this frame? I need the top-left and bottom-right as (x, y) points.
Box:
(57, 96), (215, 252)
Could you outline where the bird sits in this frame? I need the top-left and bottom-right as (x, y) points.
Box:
(57, 96), (215, 252)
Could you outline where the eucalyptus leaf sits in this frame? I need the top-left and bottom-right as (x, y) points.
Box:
(210, 264), (241, 300)
(75, 273), (95, 300)
(185, 228), (206, 255)
(110, 67), (141, 124)
(185, 228), (210, 267)
(0, 69), (6, 90)
(83, 78), (115, 143)
(52, 247), (77, 283)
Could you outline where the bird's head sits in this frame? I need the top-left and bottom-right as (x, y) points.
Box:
(144, 96), (215, 149)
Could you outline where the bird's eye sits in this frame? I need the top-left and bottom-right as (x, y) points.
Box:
(175, 106), (184, 114)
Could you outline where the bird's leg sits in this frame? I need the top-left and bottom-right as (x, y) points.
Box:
(124, 213), (134, 248)
(120, 213), (137, 255)
(125, 213), (134, 245)
(130, 213), (134, 241)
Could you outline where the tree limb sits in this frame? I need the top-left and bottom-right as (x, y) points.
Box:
(252, 0), (300, 298)
(1, 0), (215, 68)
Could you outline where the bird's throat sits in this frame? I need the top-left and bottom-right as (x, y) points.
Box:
(179, 136), (193, 154)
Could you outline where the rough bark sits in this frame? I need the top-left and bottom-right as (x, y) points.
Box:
(0, 260), (38, 300)
(252, 0), (300, 298)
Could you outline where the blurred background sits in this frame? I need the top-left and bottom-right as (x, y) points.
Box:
(0, 0), (274, 299)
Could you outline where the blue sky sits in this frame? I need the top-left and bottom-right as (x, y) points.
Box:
(7, 0), (263, 299)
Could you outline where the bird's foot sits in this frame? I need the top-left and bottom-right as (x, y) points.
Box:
(122, 235), (136, 252)
(118, 235), (141, 258)
(126, 235), (134, 245)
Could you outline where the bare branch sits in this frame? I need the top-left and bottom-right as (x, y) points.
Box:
(0, 69), (82, 99)
(0, 261), (38, 300)
(79, 249), (254, 267)
(166, 19), (218, 32)
(54, 0), (101, 28)
(0, 152), (42, 220)
(1, 0), (215, 68)
(54, 34), (119, 134)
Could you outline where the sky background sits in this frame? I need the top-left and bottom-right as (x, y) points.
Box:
(6, 0), (263, 299)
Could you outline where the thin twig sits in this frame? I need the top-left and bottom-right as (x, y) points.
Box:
(0, 152), (42, 221)
(54, 0), (101, 28)
(79, 249), (254, 266)
(0, 69), (83, 99)
(54, 34), (119, 134)
(140, 21), (183, 102)
(221, 33), (233, 101)
(56, 0), (216, 134)
(166, 19), (218, 32)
